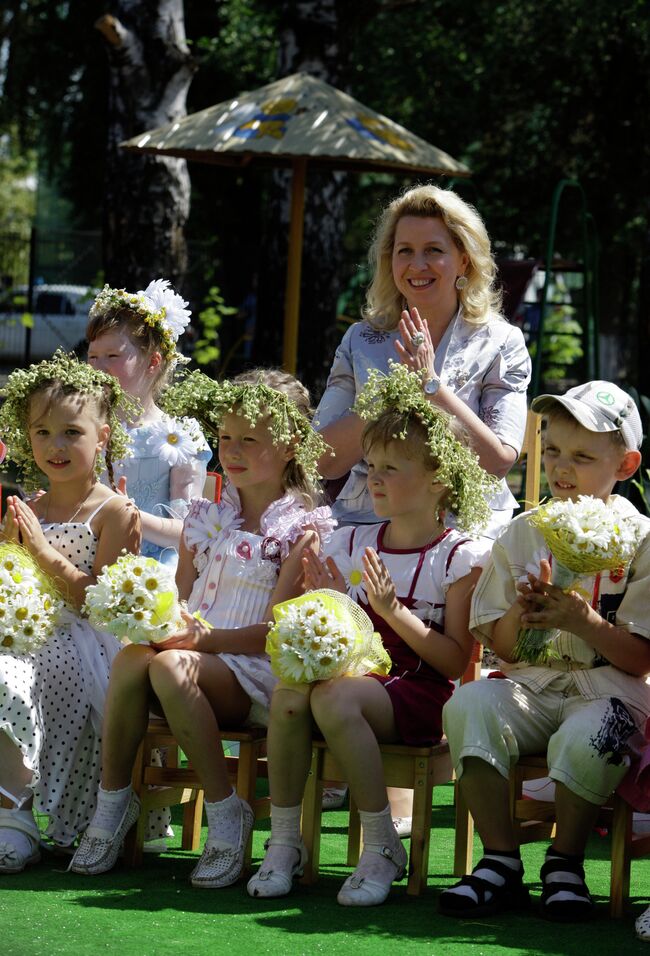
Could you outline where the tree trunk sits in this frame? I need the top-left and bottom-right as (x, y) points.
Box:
(97, 0), (195, 289)
(252, 0), (348, 397)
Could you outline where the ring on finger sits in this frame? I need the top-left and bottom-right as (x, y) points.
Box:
(410, 331), (425, 349)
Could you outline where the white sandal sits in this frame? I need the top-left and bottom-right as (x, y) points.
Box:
(636, 904), (650, 941)
(247, 837), (308, 898)
(0, 808), (41, 873)
(337, 839), (407, 906)
(322, 787), (347, 810)
(190, 798), (254, 888)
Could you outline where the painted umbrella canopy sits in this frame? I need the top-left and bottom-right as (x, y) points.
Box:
(121, 72), (470, 370)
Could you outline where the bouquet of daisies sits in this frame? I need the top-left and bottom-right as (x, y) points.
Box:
(266, 589), (391, 685)
(0, 543), (66, 655)
(515, 495), (642, 663)
(82, 552), (186, 644)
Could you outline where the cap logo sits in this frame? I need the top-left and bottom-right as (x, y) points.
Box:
(596, 391), (615, 406)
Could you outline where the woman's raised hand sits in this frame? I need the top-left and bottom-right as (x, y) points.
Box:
(301, 547), (346, 594)
(395, 307), (435, 381)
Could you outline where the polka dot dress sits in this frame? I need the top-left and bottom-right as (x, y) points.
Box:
(0, 520), (116, 847)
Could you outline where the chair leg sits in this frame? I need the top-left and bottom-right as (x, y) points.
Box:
(609, 794), (632, 918)
(236, 740), (258, 865)
(301, 746), (324, 885)
(407, 757), (433, 896)
(347, 793), (361, 867)
(453, 779), (474, 876)
(181, 789), (204, 851)
(123, 739), (148, 867)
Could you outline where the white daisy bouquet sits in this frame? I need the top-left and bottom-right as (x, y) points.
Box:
(82, 552), (186, 644)
(515, 495), (642, 663)
(0, 543), (66, 655)
(266, 588), (391, 685)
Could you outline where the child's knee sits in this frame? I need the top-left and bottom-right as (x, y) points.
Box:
(147, 650), (185, 699)
(111, 642), (155, 680)
(310, 680), (353, 729)
(269, 686), (311, 724)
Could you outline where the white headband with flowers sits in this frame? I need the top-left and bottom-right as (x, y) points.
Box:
(89, 278), (191, 364)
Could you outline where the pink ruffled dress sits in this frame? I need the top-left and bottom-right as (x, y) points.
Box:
(182, 482), (335, 724)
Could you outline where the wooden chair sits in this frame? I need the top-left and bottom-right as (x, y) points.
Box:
(300, 647), (482, 896)
(123, 717), (270, 866)
(453, 407), (650, 916)
(203, 470), (222, 503)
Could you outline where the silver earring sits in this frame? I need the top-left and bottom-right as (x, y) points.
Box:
(455, 275), (468, 291)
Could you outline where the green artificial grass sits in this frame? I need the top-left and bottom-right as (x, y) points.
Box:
(3, 783), (650, 956)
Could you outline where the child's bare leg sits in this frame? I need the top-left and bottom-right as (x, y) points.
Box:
(148, 649), (254, 888)
(101, 643), (158, 790)
(553, 782), (600, 855)
(0, 731), (33, 807)
(457, 756), (517, 850)
(310, 677), (406, 906)
(147, 649), (250, 802)
(247, 685), (313, 899)
(267, 685), (313, 806)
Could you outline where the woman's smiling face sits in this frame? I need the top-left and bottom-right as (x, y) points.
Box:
(391, 215), (468, 319)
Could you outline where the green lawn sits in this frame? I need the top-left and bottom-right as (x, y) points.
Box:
(3, 783), (650, 956)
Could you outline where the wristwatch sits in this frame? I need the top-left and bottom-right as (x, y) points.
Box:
(423, 375), (441, 397)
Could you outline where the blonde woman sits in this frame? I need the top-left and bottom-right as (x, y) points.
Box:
(316, 184), (531, 539)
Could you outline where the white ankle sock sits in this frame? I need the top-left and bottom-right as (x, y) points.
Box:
(447, 851), (522, 904)
(543, 849), (587, 905)
(353, 806), (404, 885)
(87, 784), (132, 839)
(259, 804), (303, 875)
(204, 790), (243, 850)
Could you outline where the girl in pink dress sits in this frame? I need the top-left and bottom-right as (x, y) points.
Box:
(71, 370), (335, 889)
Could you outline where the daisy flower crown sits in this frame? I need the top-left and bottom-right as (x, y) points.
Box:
(0, 350), (139, 491)
(353, 361), (500, 534)
(89, 278), (192, 364)
(160, 371), (329, 485)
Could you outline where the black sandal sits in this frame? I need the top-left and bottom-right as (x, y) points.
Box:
(439, 857), (530, 918)
(540, 856), (594, 922)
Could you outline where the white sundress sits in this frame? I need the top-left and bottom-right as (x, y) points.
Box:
(0, 499), (123, 846)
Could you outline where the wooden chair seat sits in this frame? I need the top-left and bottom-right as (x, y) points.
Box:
(301, 737), (453, 896)
(123, 717), (270, 866)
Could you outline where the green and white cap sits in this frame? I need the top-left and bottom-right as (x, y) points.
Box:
(531, 380), (643, 451)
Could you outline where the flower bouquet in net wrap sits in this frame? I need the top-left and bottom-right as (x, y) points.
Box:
(266, 589), (391, 686)
(0, 543), (66, 655)
(514, 495), (642, 663)
(82, 552), (187, 644)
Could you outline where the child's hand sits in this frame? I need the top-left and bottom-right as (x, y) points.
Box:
(151, 610), (214, 652)
(2, 498), (21, 542)
(7, 496), (48, 557)
(116, 476), (128, 497)
(301, 548), (346, 593)
(519, 559), (590, 632)
(363, 547), (399, 618)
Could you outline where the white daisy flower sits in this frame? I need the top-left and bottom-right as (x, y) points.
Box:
(146, 418), (198, 466)
(183, 501), (243, 550)
(333, 551), (368, 603)
(139, 278), (191, 341)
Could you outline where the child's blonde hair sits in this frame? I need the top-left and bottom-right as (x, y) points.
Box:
(86, 308), (173, 399)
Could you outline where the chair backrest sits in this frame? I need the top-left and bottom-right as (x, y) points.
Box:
(519, 409), (542, 509)
(203, 471), (222, 503)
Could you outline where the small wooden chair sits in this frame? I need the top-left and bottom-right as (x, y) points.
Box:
(122, 717), (270, 866)
(300, 646), (482, 896)
(203, 471), (222, 503)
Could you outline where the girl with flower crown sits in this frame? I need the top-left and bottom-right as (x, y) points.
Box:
(70, 369), (335, 887)
(247, 363), (497, 907)
(0, 352), (141, 872)
(86, 279), (211, 567)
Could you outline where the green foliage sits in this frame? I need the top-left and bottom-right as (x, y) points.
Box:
(191, 285), (237, 367)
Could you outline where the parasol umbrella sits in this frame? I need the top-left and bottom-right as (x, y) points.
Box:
(121, 72), (470, 372)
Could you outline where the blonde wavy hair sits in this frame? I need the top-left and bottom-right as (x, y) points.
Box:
(363, 184), (503, 331)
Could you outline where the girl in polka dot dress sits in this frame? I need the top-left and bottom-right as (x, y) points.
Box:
(0, 353), (140, 872)
(71, 369), (335, 888)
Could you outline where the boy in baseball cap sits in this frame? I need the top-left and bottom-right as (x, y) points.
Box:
(440, 379), (650, 923)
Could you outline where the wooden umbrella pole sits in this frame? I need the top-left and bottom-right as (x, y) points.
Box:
(282, 156), (307, 374)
